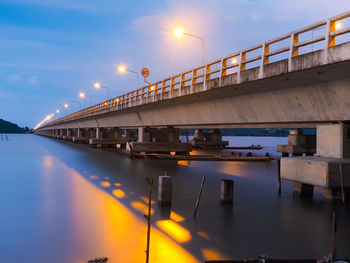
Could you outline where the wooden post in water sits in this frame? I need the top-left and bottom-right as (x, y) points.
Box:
(277, 159), (281, 194)
(331, 211), (337, 263)
(193, 176), (206, 218)
(145, 177), (153, 263)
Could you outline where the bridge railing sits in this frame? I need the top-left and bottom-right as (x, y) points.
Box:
(42, 11), (350, 128)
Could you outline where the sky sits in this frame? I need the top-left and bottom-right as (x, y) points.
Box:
(0, 0), (349, 128)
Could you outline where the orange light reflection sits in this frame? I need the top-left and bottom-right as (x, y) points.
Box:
(156, 220), (191, 243)
(140, 196), (156, 205)
(66, 167), (199, 262)
(113, 189), (125, 199)
(100, 181), (111, 188)
(201, 248), (227, 261)
(131, 201), (154, 215)
(170, 211), (185, 222)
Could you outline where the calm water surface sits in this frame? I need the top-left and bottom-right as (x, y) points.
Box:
(0, 134), (349, 263)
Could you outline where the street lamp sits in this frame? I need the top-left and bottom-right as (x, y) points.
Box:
(56, 109), (60, 113)
(94, 82), (110, 100)
(79, 92), (92, 106)
(335, 22), (342, 30)
(118, 65), (139, 90)
(174, 27), (205, 65)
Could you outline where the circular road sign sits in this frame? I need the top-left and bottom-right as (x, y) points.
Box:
(141, 68), (150, 78)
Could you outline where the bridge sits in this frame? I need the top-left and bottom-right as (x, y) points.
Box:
(35, 11), (350, 202)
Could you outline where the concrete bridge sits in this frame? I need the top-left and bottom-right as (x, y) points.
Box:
(35, 11), (350, 202)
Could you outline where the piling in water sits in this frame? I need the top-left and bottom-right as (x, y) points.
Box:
(158, 172), (172, 206)
(220, 179), (234, 205)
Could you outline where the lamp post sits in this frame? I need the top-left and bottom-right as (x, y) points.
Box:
(94, 82), (110, 101)
(118, 65), (139, 90)
(79, 92), (93, 106)
(174, 28), (205, 65)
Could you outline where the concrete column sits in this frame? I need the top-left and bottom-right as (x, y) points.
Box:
(323, 188), (348, 203)
(77, 128), (81, 137)
(66, 129), (71, 137)
(95, 128), (101, 139)
(316, 124), (350, 158)
(192, 129), (228, 148)
(137, 128), (151, 142)
(220, 179), (234, 204)
(293, 182), (314, 197)
(158, 175), (172, 206)
(166, 127), (180, 143)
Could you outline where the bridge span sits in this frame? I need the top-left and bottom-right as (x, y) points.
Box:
(35, 11), (350, 202)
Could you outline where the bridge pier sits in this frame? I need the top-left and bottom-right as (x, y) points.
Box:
(281, 124), (350, 202)
(128, 126), (191, 154)
(63, 128), (73, 141)
(277, 129), (316, 156)
(191, 129), (228, 148)
(89, 128), (126, 147)
(72, 128), (89, 143)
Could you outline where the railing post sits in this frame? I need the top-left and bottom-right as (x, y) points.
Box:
(219, 58), (225, 87)
(237, 51), (245, 83)
(179, 73), (185, 96)
(324, 19), (335, 64)
(259, 43), (269, 79)
(191, 69), (197, 94)
(204, 64), (210, 91)
(288, 33), (298, 72)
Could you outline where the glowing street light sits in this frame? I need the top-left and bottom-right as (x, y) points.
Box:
(174, 27), (205, 65)
(79, 92), (93, 106)
(335, 22), (342, 30)
(174, 28), (184, 37)
(64, 103), (69, 108)
(94, 82), (110, 101)
(56, 109), (60, 113)
(118, 65), (126, 73)
(232, 58), (238, 65)
(117, 65), (139, 90)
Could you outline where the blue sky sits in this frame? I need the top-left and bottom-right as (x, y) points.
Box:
(0, 0), (349, 128)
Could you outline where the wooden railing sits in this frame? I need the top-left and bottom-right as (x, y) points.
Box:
(41, 11), (350, 128)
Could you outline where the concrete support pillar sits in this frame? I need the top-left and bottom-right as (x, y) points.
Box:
(316, 124), (350, 158)
(277, 129), (316, 156)
(166, 127), (180, 143)
(111, 128), (122, 139)
(66, 129), (71, 137)
(192, 129), (228, 148)
(293, 182), (314, 197)
(77, 128), (81, 137)
(137, 128), (151, 142)
(323, 188), (349, 203)
(95, 128), (104, 139)
(158, 175), (172, 206)
(220, 179), (234, 204)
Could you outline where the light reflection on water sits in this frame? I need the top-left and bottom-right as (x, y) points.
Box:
(0, 134), (349, 263)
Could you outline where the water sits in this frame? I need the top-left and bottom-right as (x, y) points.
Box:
(0, 134), (349, 263)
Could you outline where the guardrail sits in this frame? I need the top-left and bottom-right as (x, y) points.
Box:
(41, 10), (350, 128)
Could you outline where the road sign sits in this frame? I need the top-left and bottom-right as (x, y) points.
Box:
(141, 68), (150, 78)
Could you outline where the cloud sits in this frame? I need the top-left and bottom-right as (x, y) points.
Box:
(28, 75), (39, 85)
